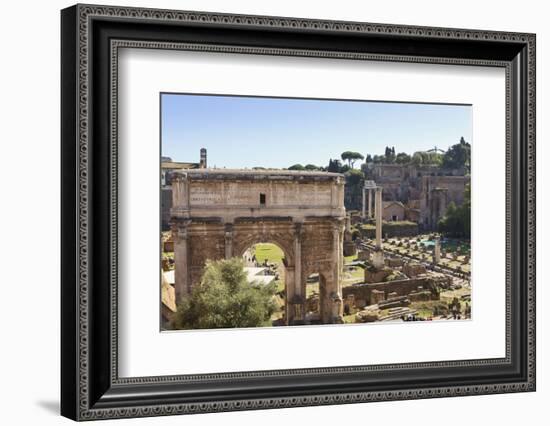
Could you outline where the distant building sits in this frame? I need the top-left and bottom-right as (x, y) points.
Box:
(359, 162), (469, 230)
(419, 175), (470, 229)
(161, 161), (200, 186)
(383, 201), (406, 221)
(199, 148), (207, 168)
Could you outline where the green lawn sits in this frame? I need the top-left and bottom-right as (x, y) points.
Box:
(343, 314), (356, 324)
(440, 239), (471, 253)
(306, 281), (319, 298)
(409, 301), (451, 319)
(162, 251), (174, 260)
(342, 267), (364, 286)
(361, 224), (376, 231)
(440, 288), (471, 302)
(253, 243), (285, 264)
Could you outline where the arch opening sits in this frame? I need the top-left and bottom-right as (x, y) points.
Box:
(242, 242), (287, 326)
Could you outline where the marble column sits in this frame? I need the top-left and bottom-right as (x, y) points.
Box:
(284, 266), (295, 325)
(375, 187), (383, 248)
(362, 187), (366, 219)
(332, 223), (341, 290)
(171, 173), (190, 217)
(224, 223), (233, 259)
(174, 221), (190, 303)
(294, 222), (303, 298)
(439, 192), (447, 223)
(331, 221), (344, 323)
(434, 235), (441, 264)
(368, 188), (373, 218)
(290, 222), (304, 324)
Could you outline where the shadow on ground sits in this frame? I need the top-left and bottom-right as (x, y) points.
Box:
(36, 400), (59, 415)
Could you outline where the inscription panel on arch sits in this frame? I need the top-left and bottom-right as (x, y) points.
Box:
(188, 181), (334, 208)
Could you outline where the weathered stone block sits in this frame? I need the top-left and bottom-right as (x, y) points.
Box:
(357, 250), (370, 261)
(385, 257), (404, 267)
(403, 262), (427, 278)
(343, 241), (357, 257)
(370, 289), (386, 305)
(355, 298), (367, 309)
(378, 297), (410, 310)
(371, 250), (385, 269)
(356, 308), (380, 323)
(364, 266), (392, 284)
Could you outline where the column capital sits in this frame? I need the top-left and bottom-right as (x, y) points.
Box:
(172, 218), (191, 241)
(170, 171), (189, 182)
(294, 221), (304, 237)
(332, 218), (345, 233)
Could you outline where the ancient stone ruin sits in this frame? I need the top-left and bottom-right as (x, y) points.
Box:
(170, 169), (347, 325)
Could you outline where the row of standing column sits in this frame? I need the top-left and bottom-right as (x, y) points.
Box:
(362, 187), (374, 219)
(361, 186), (383, 247)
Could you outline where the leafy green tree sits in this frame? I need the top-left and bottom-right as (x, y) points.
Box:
(346, 168), (364, 184)
(304, 164), (320, 170)
(411, 151), (443, 166)
(437, 183), (471, 238)
(327, 158), (342, 173)
(341, 151), (364, 168)
(428, 151), (444, 166)
(461, 183), (471, 236)
(395, 152), (411, 164)
(438, 202), (459, 234)
(442, 137), (471, 172)
(173, 258), (277, 329)
(288, 164), (305, 170)
(384, 146), (396, 163)
(411, 151), (425, 166)
(365, 154), (373, 163)
(343, 168), (365, 210)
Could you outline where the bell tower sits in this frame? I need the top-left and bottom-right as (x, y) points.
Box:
(199, 148), (207, 168)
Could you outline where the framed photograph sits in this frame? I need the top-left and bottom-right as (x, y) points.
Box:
(61, 4), (536, 421)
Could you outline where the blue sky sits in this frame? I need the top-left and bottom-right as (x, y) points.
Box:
(161, 93), (472, 169)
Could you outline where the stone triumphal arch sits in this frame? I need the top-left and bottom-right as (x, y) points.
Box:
(170, 169), (346, 325)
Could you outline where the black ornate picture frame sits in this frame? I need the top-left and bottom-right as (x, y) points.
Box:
(61, 4), (536, 421)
